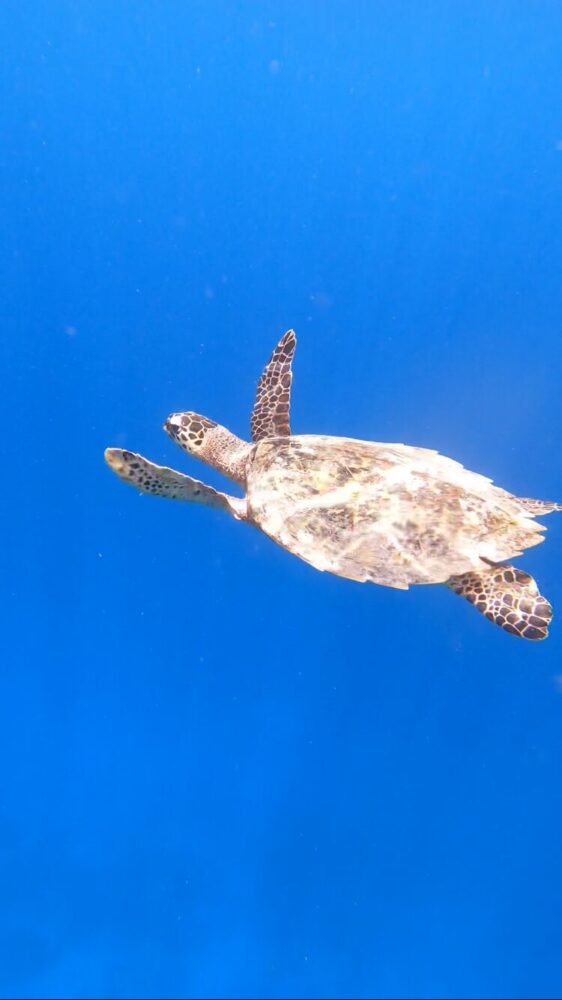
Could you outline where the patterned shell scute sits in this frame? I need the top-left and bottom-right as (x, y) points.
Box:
(246, 435), (546, 589)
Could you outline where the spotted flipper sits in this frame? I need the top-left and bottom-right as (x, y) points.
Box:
(517, 497), (562, 516)
(251, 329), (296, 442)
(447, 563), (552, 640)
(104, 449), (246, 519)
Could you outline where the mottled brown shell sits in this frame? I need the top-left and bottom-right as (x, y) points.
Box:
(246, 435), (546, 589)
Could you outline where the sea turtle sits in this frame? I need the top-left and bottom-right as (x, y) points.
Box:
(105, 330), (561, 640)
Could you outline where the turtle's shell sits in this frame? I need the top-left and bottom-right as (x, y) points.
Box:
(246, 435), (545, 589)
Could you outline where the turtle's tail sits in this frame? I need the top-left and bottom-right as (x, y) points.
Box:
(517, 497), (562, 516)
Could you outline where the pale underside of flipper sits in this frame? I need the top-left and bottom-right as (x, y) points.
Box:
(104, 449), (246, 519)
(251, 329), (296, 442)
(447, 562), (553, 640)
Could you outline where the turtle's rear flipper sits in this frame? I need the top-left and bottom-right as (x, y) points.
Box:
(104, 448), (246, 519)
(447, 563), (552, 640)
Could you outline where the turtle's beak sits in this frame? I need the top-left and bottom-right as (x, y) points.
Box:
(163, 413), (181, 439)
(104, 447), (124, 470)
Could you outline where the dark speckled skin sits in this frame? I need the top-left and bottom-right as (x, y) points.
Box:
(251, 330), (296, 442)
(447, 563), (552, 640)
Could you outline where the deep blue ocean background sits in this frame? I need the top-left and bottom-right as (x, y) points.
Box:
(3, 2), (562, 997)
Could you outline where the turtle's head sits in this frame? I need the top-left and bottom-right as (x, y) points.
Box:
(164, 411), (250, 486)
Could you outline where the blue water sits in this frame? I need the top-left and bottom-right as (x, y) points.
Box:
(3, 2), (562, 997)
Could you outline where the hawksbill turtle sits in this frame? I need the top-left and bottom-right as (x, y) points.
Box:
(105, 330), (561, 640)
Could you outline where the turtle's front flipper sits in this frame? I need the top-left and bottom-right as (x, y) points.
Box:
(447, 563), (552, 640)
(104, 449), (246, 519)
(251, 329), (296, 442)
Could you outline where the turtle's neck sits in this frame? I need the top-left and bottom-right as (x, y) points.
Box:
(164, 413), (252, 487)
(205, 426), (252, 486)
